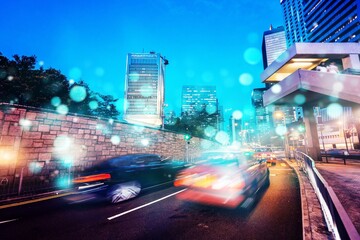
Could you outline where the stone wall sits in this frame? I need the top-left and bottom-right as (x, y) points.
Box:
(0, 104), (219, 180)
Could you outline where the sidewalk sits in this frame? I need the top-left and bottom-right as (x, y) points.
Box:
(315, 162), (360, 235)
(285, 159), (334, 240)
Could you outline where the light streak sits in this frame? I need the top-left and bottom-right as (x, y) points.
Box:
(107, 189), (187, 220)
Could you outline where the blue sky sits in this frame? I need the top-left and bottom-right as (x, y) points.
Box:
(1, 0), (283, 121)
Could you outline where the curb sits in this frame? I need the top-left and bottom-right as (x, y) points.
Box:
(283, 158), (333, 240)
(0, 190), (74, 209)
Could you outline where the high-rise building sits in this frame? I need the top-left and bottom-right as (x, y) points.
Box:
(181, 85), (217, 115)
(280, 0), (307, 46)
(303, 0), (360, 43)
(262, 25), (287, 69)
(123, 52), (167, 127)
(252, 25), (290, 146)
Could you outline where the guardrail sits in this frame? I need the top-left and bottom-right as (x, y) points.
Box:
(321, 153), (360, 165)
(295, 151), (360, 240)
(0, 161), (82, 201)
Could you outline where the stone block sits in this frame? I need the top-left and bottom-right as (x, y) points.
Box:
(60, 127), (69, 131)
(8, 125), (22, 136)
(33, 141), (44, 148)
(20, 139), (33, 147)
(95, 145), (103, 151)
(23, 132), (42, 139)
(38, 125), (50, 132)
(25, 112), (37, 120)
(0, 136), (15, 146)
(5, 114), (20, 122)
(69, 128), (78, 134)
(98, 136), (105, 142)
(50, 125), (61, 131)
(42, 134), (56, 140)
(44, 119), (53, 125)
(39, 153), (52, 161)
(2, 122), (10, 135)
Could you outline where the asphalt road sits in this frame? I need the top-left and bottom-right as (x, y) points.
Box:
(0, 160), (302, 240)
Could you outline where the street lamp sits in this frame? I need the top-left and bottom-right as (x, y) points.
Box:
(161, 103), (168, 130)
(274, 111), (290, 158)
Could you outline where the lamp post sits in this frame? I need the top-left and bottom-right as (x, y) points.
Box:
(274, 111), (289, 158)
(161, 103), (168, 130)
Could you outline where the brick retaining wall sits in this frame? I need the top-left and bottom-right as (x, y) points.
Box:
(0, 104), (219, 181)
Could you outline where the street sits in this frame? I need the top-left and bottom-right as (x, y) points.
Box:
(0, 160), (302, 240)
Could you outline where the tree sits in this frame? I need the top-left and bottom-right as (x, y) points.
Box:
(0, 53), (120, 118)
(165, 105), (219, 140)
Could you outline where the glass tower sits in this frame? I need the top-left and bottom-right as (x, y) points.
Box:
(181, 85), (217, 115)
(303, 0), (360, 42)
(280, 0), (307, 46)
(124, 52), (166, 127)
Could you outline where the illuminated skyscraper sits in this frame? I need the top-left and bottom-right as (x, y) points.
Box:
(262, 25), (287, 69)
(124, 52), (167, 127)
(280, 0), (307, 45)
(303, 0), (360, 42)
(181, 85), (217, 115)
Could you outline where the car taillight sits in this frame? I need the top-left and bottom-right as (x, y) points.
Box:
(73, 173), (111, 184)
(174, 173), (197, 187)
(212, 175), (244, 190)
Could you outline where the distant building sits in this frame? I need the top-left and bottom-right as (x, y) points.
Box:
(181, 85), (217, 115)
(303, 0), (360, 43)
(280, 0), (307, 45)
(251, 25), (293, 146)
(262, 25), (287, 69)
(123, 52), (167, 127)
(251, 88), (273, 145)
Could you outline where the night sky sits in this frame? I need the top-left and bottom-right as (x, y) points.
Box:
(1, 0), (283, 121)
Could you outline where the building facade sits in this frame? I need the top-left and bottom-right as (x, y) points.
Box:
(262, 25), (288, 69)
(123, 52), (166, 127)
(304, 0), (360, 43)
(181, 85), (217, 115)
(280, 0), (307, 45)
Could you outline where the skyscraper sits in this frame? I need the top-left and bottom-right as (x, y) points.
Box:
(280, 0), (307, 46)
(303, 0), (360, 43)
(262, 25), (287, 69)
(181, 85), (217, 115)
(252, 25), (289, 146)
(123, 52), (167, 127)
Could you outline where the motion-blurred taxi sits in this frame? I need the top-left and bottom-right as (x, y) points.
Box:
(253, 147), (277, 165)
(174, 148), (269, 208)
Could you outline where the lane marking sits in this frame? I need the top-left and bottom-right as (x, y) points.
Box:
(0, 219), (18, 224)
(0, 192), (73, 209)
(108, 188), (187, 220)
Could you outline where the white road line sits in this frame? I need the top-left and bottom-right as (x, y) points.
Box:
(108, 188), (187, 221)
(0, 219), (18, 224)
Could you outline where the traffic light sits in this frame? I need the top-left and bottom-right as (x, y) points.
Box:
(298, 124), (305, 133)
(184, 134), (192, 141)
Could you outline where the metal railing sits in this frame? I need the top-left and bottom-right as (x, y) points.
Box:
(295, 151), (360, 240)
(0, 161), (84, 201)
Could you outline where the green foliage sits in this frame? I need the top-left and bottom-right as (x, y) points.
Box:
(165, 106), (219, 139)
(0, 53), (120, 118)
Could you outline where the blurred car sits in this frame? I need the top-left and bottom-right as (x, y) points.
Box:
(325, 149), (349, 156)
(271, 147), (285, 158)
(68, 154), (188, 204)
(174, 148), (269, 208)
(253, 147), (277, 165)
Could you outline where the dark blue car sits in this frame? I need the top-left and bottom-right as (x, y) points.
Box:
(69, 154), (187, 204)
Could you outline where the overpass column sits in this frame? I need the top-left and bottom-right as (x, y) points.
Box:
(303, 106), (322, 161)
(342, 54), (360, 69)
